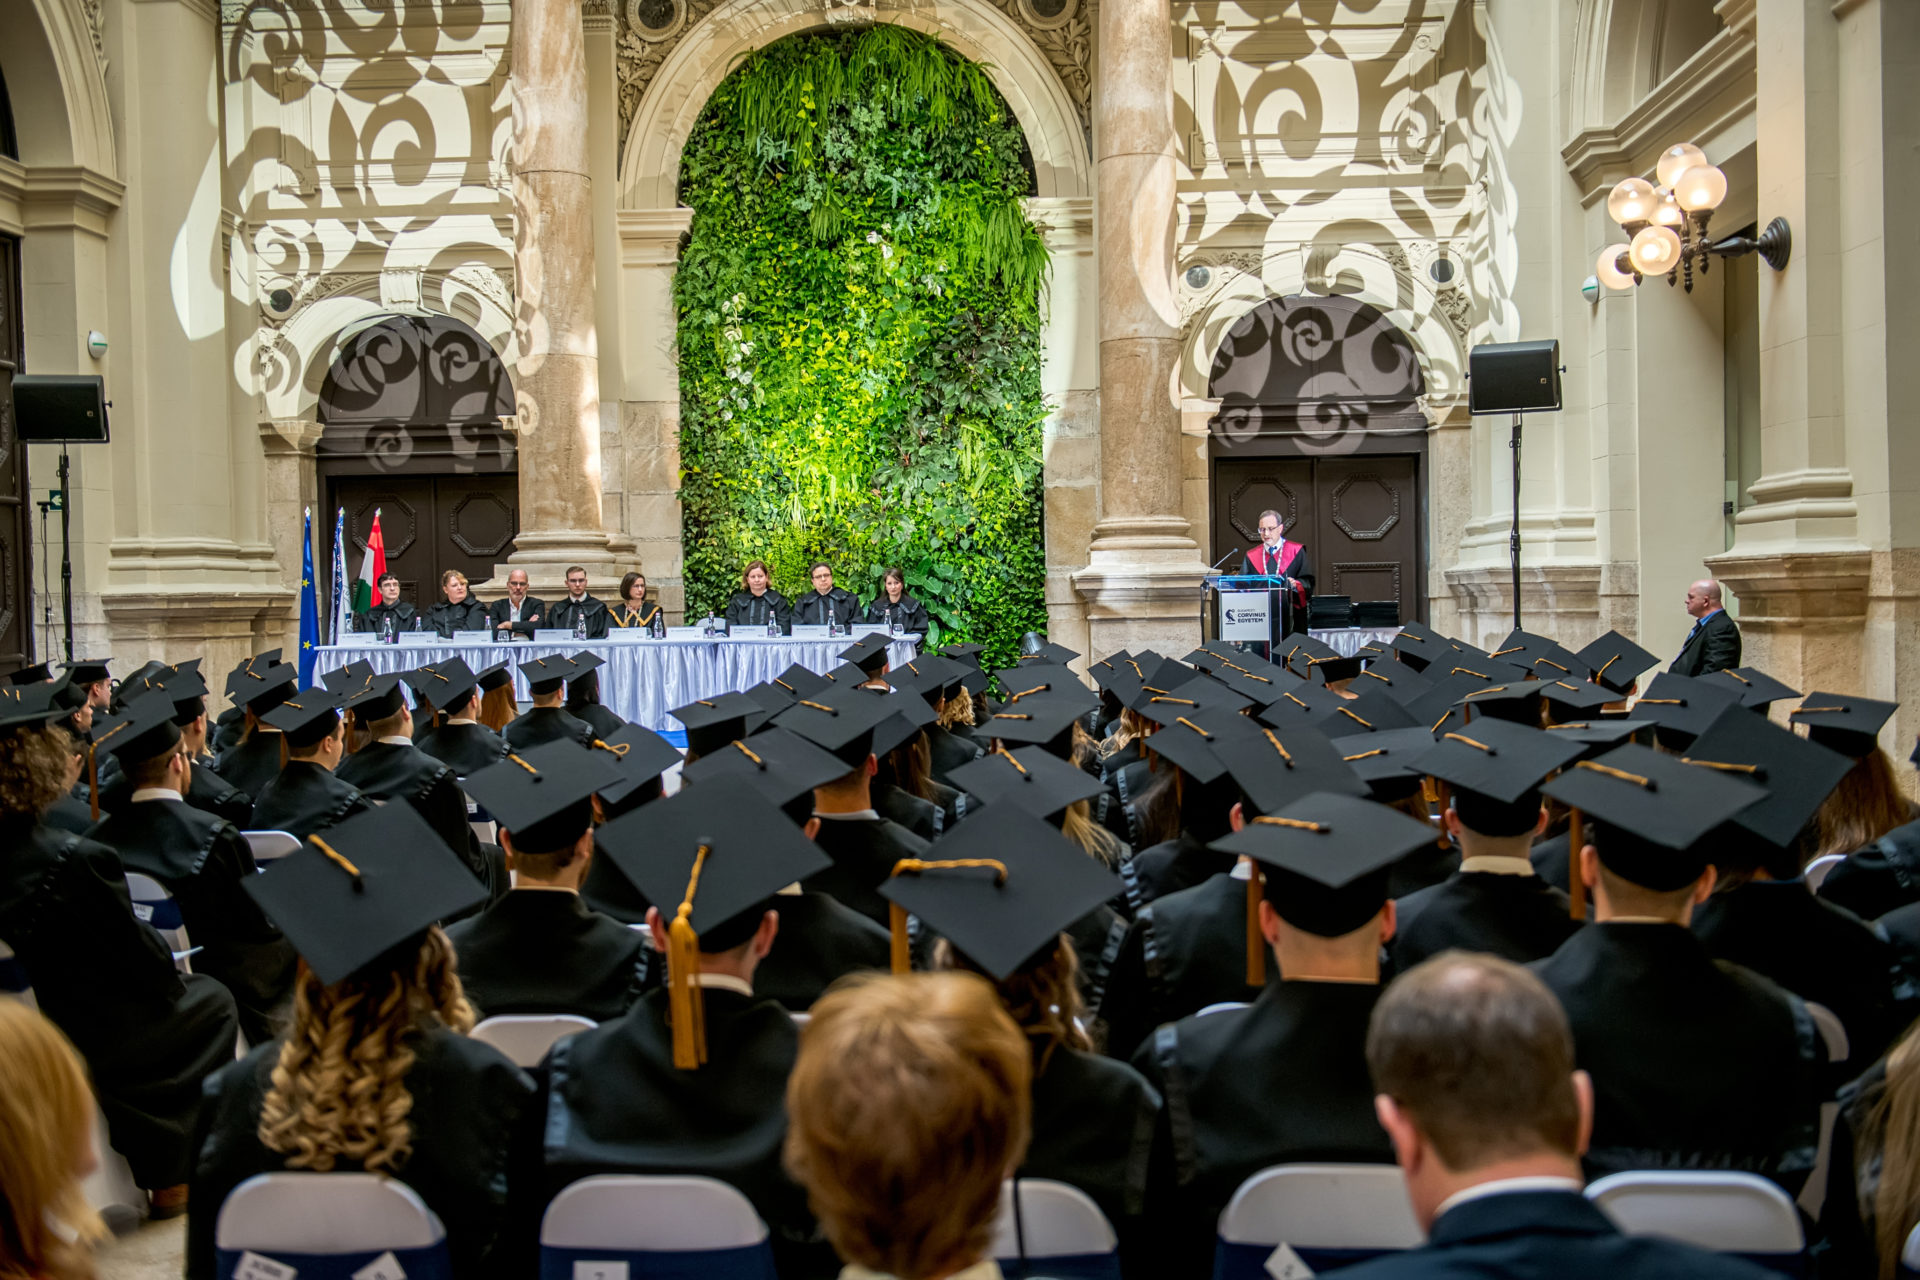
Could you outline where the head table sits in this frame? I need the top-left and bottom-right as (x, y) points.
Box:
(313, 633), (922, 733)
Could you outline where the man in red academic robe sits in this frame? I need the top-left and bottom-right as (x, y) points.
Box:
(1244, 508), (1313, 624)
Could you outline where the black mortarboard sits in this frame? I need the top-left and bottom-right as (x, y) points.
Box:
(1701, 667), (1801, 711)
(672, 691), (764, 758)
(770, 662), (831, 700)
(1311, 689), (1419, 738)
(1016, 642), (1081, 668)
(1281, 635), (1341, 679)
(466, 739), (625, 853)
(886, 655), (967, 706)
(1524, 644), (1588, 683)
(1683, 707), (1853, 851)
(62, 658), (111, 687)
(152, 664), (212, 726)
(589, 724), (681, 810)
(566, 652), (607, 685)
(1487, 629), (1558, 666)
(1414, 717), (1583, 805)
(1433, 653), (1530, 688)
(1388, 621), (1446, 671)
(1202, 660), (1293, 708)
(321, 661), (377, 695)
(879, 804), (1118, 980)
(773, 684), (903, 766)
(1086, 652), (1134, 690)
(976, 694), (1089, 758)
(839, 635), (894, 676)
(1790, 692), (1900, 759)
(1577, 630), (1658, 696)
(261, 689), (346, 747)
(0, 682), (74, 731)
(345, 672), (411, 722)
(518, 654), (577, 697)
(1540, 743), (1765, 889)
(820, 661), (872, 688)
(991, 663), (1097, 711)
(224, 651), (281, 697)
(949, 745), (1105, 820)
(1307, 655), (1367, 686)
(1349, 661), (1435, 707)
(1181, 645), (1236, 675)
(1331, 727), (1441, 795)
(477, 661), (514, 693)
(744, 681), (798, 718)
(870, 699), (937, 761)
(416, 662), (482, 716)
(1212, 718), (1367, 814)
(1633, 672), (1743, 748)
(246, 804), (486, 987)
(940, 644), (990, 696)
(1541, 719), (1658, 757)
(681, 726), (851, 809)
(1212, 791), (1436, 936)
(1255, 680), (1350, 727)
(6, 663), (51, 686)
(236, 661), (299, 714)
(89, 691), (183, 765)
(1453, 681), (1544, 727)
(1136, 676), (1254, 729)
(1537, 679), (1619, 722)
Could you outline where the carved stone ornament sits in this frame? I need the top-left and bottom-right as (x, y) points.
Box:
(83, 0), (107, 72)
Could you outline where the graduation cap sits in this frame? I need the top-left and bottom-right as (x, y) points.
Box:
(0, 682), (76, 731)
(6, 663), (52, 686)
(591, 723), (682, 812)
(1307, 655), (1367, 686)
(476, 661), (514, 694)
(673, 691), (766, 758)
(681, 726), (851, 810)
(1310, 688), (1419, 738)
(770, 662), (831, 701)
(878, 803), (1118, 980)
(1541, 718), (1658, 758)
(465, 739), (625, 853)
(597, 780), (832, 1067)
(1700, 667), (1801, 711)
(939, 644), (991, 697)
(1633, 672), (1743, 748)
(1524, 645), (1589, 683)
(1255, 680), (1351, 728)
(839, 635), (894, 676)
(1487, 629), (1556, 665)
(321, 661), (377, 695)
(345, 672), (411, 722)
(744, 681), (798, 718)
(773, 684), (903, 767)
(518, 653), (577, 697)
(61, 658), (111, 687)
(1790, 692), (1900, 759)
(948, 745), (1106, 820)
(235, 661), (299, 715)
(413, 662), (482, 717)
(886, 655), (968, 707)
(245, 804), (487, 988)
(1015, 641), (1081, 667)
(1577, 630), (1658, 696)
(1453, 681), (1544, 728)
(224, 651), (283, 700)
(1137, 676), (1254, 729)
(820, 661), (872, 688)
(151, 664), (213, 726)
(566, 652), (607, 687)
(1213, 718), (1368, 814)
(1683, 707), (1853, 852)
(1387, 621), (1446, 672)
(261, 689), (346, 748)
(1332, 727), (1442, 797)
(1212, 791), (1437, 937)
(976, 693), (1089, 759)
(1181, 645), (1240, 675)
(1281, 635), (1341, 679)
(1086, 651), (1135, 690)
(88, 690), (183, 766)
(1540, 743), (1766, 890)
(1537, 679), (1619, 723)
(1414, 719), (1584, 839)
(991, 665), (1099, 715)
(1142, 711), (1231, 785)
(1349, 661), (1436, 708)
(1120, 656), (1205, 713)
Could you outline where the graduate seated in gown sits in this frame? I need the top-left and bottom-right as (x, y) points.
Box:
(1134, 791), (1440, 1276)
(187, 805), (534, 1280)
(563, 656), (627, 741)
(208, 656), (300, 803)
(85, 692), (296, 1048)
(246, 691), (370, 844)
(783, 971), (1032, 1280)
(412, 660), (511, 778)
(0, 684), (239, 1218)
(1532, 744), (1824, 1194)
(98, 661), (254, 828)
(525, 780), (835, 1279)
(0, 1001), (121, 1278)
(449, 740), (646, 1021)
(503, 655), (595, 752)
(1336, 952), (1781, 1280)
(1811, 707), (1920, 918)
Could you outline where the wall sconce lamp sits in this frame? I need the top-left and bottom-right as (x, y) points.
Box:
(1595, 143), (1791, 294)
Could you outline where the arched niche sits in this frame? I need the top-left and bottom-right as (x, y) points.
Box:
(318, 314), (517, 474)
(0, 0), (115, 173)
(1207, 295), (1427, 444)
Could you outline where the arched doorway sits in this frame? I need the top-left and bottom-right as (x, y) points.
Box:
(317, 315), (519, 618)
(1206, 295), (1429, 624)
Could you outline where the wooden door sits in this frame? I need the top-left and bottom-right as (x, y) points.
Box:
(0, 238), (32, 668)
(1210, 458), (1312, 571)
(327, 475), (519, 619)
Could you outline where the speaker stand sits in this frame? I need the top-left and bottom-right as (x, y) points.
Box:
(57, 444), (74, 662)
(34, 493), (54, 663)
(1508, 414), (1523, 631)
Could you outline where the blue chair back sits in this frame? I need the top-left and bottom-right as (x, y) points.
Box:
(214, 1172), (450, 1280)
(539, 1175), (778, 1280)
(1212, 1163), (1422, 1280)
(990, 1180), (1122, 1280)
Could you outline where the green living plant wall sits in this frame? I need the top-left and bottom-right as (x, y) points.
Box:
(675, 25), (1051, 670)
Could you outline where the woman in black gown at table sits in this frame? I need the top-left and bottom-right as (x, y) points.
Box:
(862, 566), (928, 635)
(724, 560), (791, 634)
(425, 570), (491, 638)
(607, 571), (662, 631)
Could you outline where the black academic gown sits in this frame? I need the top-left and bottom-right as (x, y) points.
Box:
(803, 814), (932, 927)
(1121, 831), (1231, 915)
(503, 706), (595, 752)
(725, 589), (792, 634)
(446, 890), (646, 1022)
(0, 816), (238, 1188)
(487, 594), (549, 640)
(1022, 1045), (1162, 1239)
(566, 702), (627, 741)
(753, 890), (893, 1011)
(246, 760), (369, 844)
(1818, 818), (1920, 918)
(1330, 1189), (1784, 1280)
(209, 729), (285, 803)
(1529, 829), (1575, 893)
(792, 587), (858, 629)
(337, 740), (501, 897)
(547, 595), (611, 639)
(425, 597), (491, 638)
(1691, 878), (1896, 1073)
(531, 988), (824, 1276)
(188, 1029), (533, 1280)
(44, 792), (98, 834)
(1390, 866), (1581, 972)
(1133, 980), (1391, 1275)
(354, 600), (419, 636)
(926, 723), (984, 786)
(876, 781), (941, 840)
(210, 705), (245, 755)
(608, 602), (663, 631)
(862, 594), (927, 634)
(1530, 923), (1822, 1193)
(85, 798), (296, 1046)
(1098, 871), (1274, 1063)
(418, 719), (511, 778)
(185, 760), (254, 827)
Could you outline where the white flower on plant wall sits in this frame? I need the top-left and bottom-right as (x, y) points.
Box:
(866, 231), (881, 244)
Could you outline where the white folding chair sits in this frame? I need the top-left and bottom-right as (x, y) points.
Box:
(1197, 1001), (1252, 1017)
(539, 1174), (776, 1280)
(989, 1179), (1120, 1280)
(243, 830), (300, 864)
(215, 1172), (448, 1275)
(0, 936), (35, 1008)
(470, 1014), (596, 1068)
(1804, 853), (1847, 893)
(1798, 1001), (1850, 1221)
(1214, 1163), (1422, 1280)
(125, 872), (193, 972)
(1586, 1170), (1804, 1264)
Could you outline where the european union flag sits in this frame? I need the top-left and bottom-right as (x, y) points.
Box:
(297, 507), (320, 688)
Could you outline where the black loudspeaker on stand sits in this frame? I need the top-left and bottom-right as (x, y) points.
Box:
(1468, 341), (1562, 631)
(12, 375), (111, 664)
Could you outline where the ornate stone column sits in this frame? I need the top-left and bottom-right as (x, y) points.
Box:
(1071, 0), (1209, 657)
(508, 0), (616, 581)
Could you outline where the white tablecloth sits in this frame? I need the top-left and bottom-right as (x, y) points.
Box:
(1311, 626), (1401, 657)
(314, 635), (921, 732)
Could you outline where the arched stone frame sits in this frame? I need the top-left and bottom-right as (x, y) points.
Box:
(608, 0), (1097, 635)
(2, 0), (116, 174)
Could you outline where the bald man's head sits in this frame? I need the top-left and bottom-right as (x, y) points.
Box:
(1685, 579), (1723, 618)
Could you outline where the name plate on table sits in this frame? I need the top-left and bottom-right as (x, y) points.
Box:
(533, 629), (579, 643)
(789, 624), (833, 640)
(666, 626), (712, 639)
(1218, 589), (1274, 643)
(394, 633), (439, 647)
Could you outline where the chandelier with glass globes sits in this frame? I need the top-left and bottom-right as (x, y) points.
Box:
(1596, 142), (1792, 294)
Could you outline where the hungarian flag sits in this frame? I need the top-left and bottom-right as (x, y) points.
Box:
(350, 510), (387, 616)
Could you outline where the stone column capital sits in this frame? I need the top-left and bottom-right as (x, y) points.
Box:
(259, 418), (325, 458)
(618, 207), (695, 267)
(1026, 196), (1094, 249)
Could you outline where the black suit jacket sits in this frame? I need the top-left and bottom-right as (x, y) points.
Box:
(1669, 609), (1741, 675)
(1333, 1190), (1782, 1280)
(487, 594), (549, 640)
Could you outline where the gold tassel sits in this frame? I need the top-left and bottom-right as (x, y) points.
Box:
(1568, 810), (1586, 922)
(1245, 865), (1266, 988)
(889, 901), (912, 974)
(668, 844), (712, 1071)
(887, 857), (1009, 975)
(88, 745), (99, 822)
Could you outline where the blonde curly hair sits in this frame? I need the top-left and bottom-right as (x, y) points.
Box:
(934, 933), (1091, 1070)
(0, 725), (77, 818)
(257, 927), (473, 1174)
(937, 685), (975, 731)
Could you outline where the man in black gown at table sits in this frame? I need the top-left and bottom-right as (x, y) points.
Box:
(352, 571), (416, 637)
(547, 565), (610, 639)
(247, 691), (370, 843)
(791, 560), (860, 630)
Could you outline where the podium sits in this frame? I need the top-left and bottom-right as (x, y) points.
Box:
(1207, 574), (1300, 658)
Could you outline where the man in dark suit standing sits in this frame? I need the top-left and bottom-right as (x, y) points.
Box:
(487, 567), (546, 641)
(1668, 578), (1740, 675)
(1338, 952), (1778, 1280)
